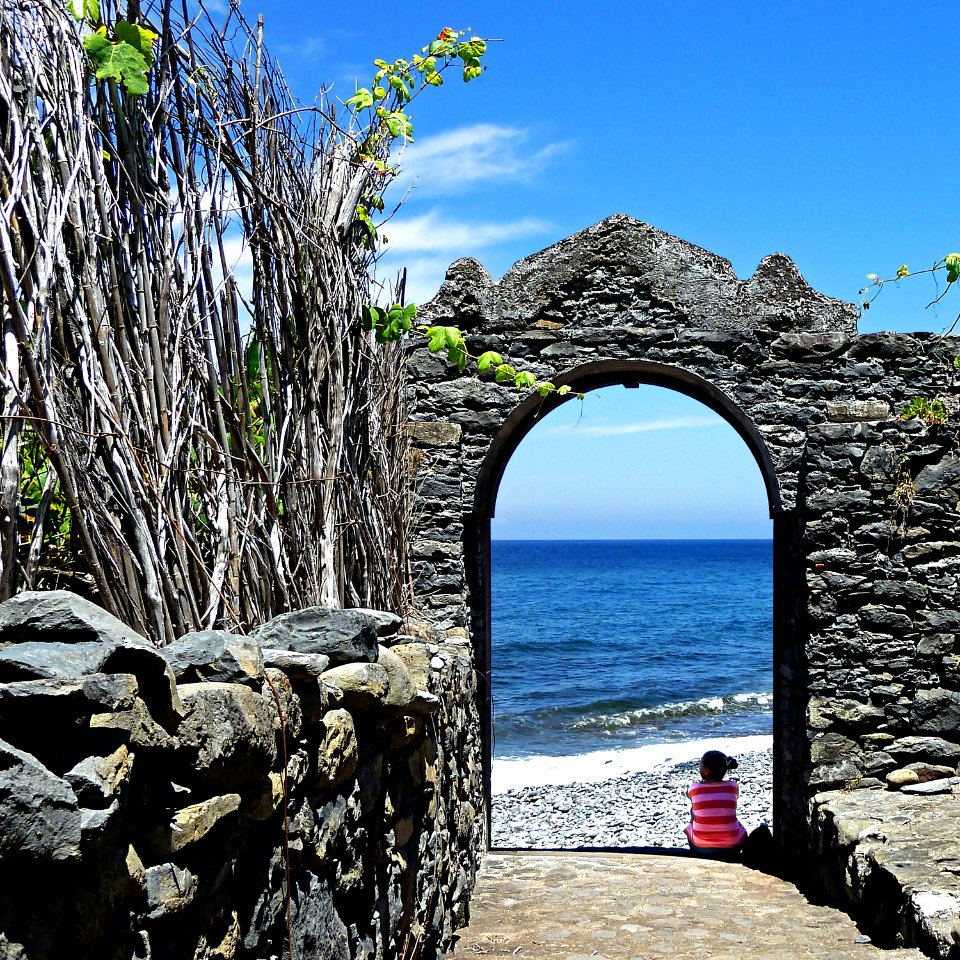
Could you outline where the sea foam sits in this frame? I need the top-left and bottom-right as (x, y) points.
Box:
(492, 733), (774, 794)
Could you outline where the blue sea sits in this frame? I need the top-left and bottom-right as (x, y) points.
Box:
(491, 539), (773, 790)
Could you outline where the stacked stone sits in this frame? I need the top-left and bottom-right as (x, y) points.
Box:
(804, 422), (960, 794)
(404, 215), (960, 949)
(0, 591), (482, 960)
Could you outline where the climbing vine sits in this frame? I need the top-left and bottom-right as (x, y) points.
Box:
(69, 0), (158, 95)
(349, 33), (583, 400)
(860, 255), (960, 423)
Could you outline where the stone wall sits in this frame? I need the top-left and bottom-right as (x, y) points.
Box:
(0, 591), (483, 960)
(405, 214), (960, 944)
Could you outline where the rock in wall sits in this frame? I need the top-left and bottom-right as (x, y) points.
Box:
(0, 591), (483, 960)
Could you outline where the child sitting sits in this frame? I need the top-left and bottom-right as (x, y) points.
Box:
(684, 749), (748, 852)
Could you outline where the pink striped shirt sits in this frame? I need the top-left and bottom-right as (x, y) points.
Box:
(684, 779), (747, 849)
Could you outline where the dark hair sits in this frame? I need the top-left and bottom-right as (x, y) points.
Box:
(701, 750), (738, 780)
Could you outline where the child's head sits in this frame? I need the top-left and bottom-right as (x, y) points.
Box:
(700, 750), (738, 781)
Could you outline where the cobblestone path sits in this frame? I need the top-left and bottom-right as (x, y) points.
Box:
(448, 852), (927, 960)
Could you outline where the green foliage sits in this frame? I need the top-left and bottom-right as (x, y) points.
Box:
(346, 26), (489, 162)
(859, 253), (960, 314)
(352, 29), (581, 404)
(67, 0), (99, 21)
(363, 302), (416, 343)
(83, 29), (152, 95)
(18, 428), (72, 568)
(476, 351), (503, 374)
(68, 0), (158, 98)
(901, 396), (947, 425)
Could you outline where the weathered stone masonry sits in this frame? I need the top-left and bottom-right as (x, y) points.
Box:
(407, 215), (960, 951)
(0, 592), (482, 959)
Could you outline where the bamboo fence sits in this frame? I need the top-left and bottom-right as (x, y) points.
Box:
(0, 0), (414, 643)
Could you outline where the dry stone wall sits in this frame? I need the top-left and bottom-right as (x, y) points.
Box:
(406, 215), (960, 948)
(0, 591), (482, 960)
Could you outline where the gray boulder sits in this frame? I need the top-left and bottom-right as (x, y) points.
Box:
(0, 738), (81, 860)
(0, 594), (182, 727)
(888, 736), (960, 760)
(0, 674), (140, 770)
(348, 608), (403, 637)
(64, 745), (134, 807)
(0, 591), (147, 649)
(253, 607), (378, 665)
(161, 630), (264, 687)
(261, 649), (330, 681)
(319, 663), (389, 711)
(912, 689), (960, 734)
(176, 683), (277, 788)
(144, 862), (199, 919)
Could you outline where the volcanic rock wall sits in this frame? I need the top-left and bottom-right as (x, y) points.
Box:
(0, 591), (482, 960)
(406, 215), (960, 912)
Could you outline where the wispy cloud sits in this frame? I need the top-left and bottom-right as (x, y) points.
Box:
(274, 35), (327, 62)
(377, 210), (553, 304)
(381, 209), (551, 254)
(547, 416), (724, 437)
(392, 123), (570, 196)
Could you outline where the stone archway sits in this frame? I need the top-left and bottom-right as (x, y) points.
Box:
(405, 214), (960, 864)
(471, 360), (787, 845)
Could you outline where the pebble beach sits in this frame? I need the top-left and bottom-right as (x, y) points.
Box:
(491, 747), (773, 849)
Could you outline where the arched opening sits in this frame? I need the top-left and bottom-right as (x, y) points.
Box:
(467, 362), (794, 847)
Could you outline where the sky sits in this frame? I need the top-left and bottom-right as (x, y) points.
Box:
(226, 0), (960, 539)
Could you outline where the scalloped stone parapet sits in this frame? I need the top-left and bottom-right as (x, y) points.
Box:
(422, 214), (857, 336)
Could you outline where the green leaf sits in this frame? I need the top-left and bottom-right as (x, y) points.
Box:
(425, 73), (444, 86)
(345, 87), (374, 111)
(557, 385), (571, 396)
(245, 341), (261, 381)
(463, 64), (483, 82)
(901, 397), (948, 424)
(83, 33), (150, 95)
(448, 338), (467, 371)
(947, 253), (960, 284)
(477, 351), (503, 374)
(537, 381), (556, 397)
(67, 0), (99, 20)
(425, 325), (458, 353)
(361, 305), (381, 331)
(513, 370), (537, 390)
(954, 356), (960, 371)
(458, 38), (487, 59)
(114, 20), (158, 68)
(494, 363), (516, 383)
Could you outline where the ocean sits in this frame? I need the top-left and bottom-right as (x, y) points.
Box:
(491, 539), (773, 792)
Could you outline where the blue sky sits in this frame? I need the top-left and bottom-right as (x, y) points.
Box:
(233, 0), (960, 539)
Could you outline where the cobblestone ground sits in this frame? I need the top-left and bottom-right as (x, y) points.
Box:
(448, 853), (927, 960)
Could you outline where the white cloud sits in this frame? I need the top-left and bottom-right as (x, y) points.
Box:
(275, 35), (327, 61)
(381, 210), (551, 254)
(373, 255), (453, 307)
(547, 416), (724, 437)
(392, 124), (569, 196)
(376, 210), (552, 304)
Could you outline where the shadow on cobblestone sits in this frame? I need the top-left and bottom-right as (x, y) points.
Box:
(449, 852), (927, 960)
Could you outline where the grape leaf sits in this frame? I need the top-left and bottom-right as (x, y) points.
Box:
(114, 20), (158, 68)
(477, 351), (503, 374)
(83, 33), (150, 95)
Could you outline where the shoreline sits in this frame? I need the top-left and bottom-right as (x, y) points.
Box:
(491, 746), (773, 849)
(492, 733), (773, 794)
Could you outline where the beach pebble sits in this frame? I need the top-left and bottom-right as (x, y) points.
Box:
(491, 749), (773, 849)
